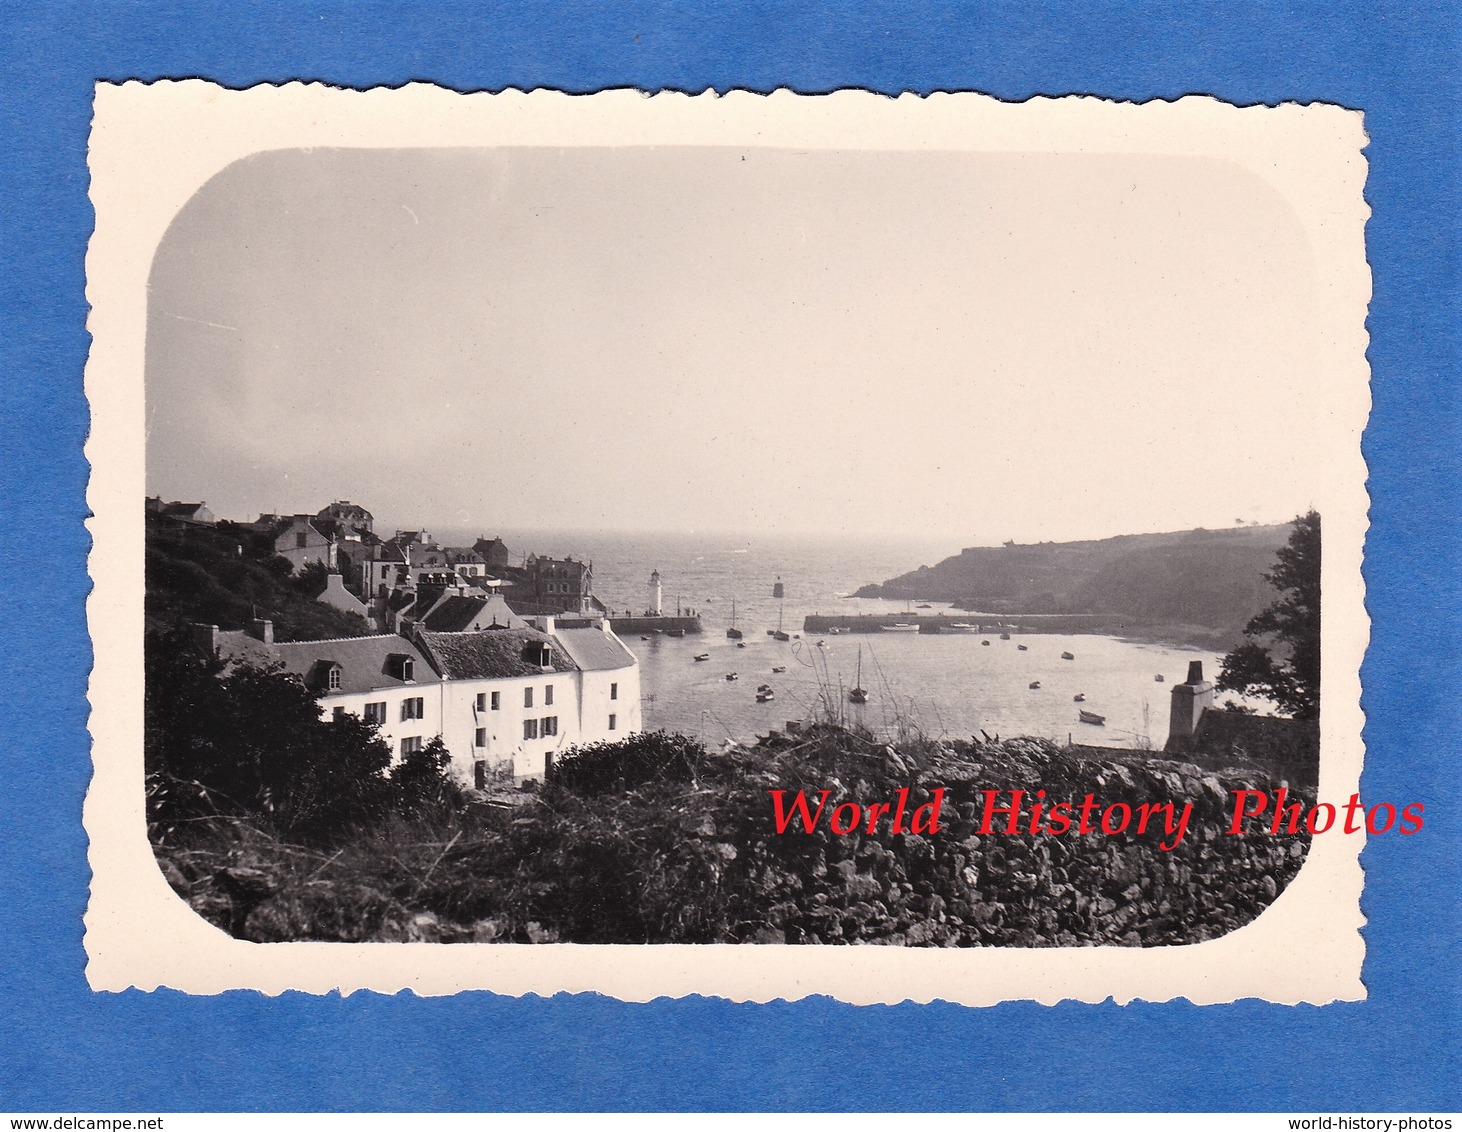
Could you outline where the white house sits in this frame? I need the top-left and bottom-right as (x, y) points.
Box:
(210, 621), (440, 764)
(202, 614), (641, 790)
(414, 616), (640, 788)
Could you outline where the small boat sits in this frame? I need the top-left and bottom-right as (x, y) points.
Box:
(756, 683), (773, 694)
(828, 626), (847, 635)
(1078, 709), (1106, 726)
(771, 666), (786, 674)
(667, 628), (686, 638)
(948, 622), (980, 632)
(1154, 674), (1165, 683)
(1017, 644), (1028, 651)
(1000, 632), (1011, 641)
(981, 640), (991, 646)
(1061, 651), (1075, 660)
(1029, 680), (1041, 690)
(694, 653), (710, 662)
(1073, 693), (1086, 702)
(916, 603), (932, 609)
(815, 639), (826, 648)
(881, 622), (920, 633)
(737, 641), (747, 649)
(727, 598), (743, 640)
(849, 646), (870, 704)
(773, 631), (791, 642)
(725, 673), (739, 682)
(640, 635), (651, 641)
(756, 690), (775, 703)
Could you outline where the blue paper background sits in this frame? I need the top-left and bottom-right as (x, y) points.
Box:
(1, 1), (1457, 1112)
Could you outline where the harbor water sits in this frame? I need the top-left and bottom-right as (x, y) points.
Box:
(437, 527), (1228, 749)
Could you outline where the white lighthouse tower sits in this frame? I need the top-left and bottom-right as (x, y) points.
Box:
(647, 569), (663, 616)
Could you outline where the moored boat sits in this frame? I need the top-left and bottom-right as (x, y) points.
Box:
(1073, 693), (1085, 702)
(1154, 674), (1165, 682)
(1029, 680), (1041, 690)
(771, 665), (786, 673)
(881, 622), (920, 632)
(1061, 651), (1075, 660)
(1078, 709), (1106, 726)
(694, 653), (710, 662)
(849, 646), (870, 704)
(725, 672), (738, 681)
(1000, 632), (1011, 640)
(1017, 644), (1028, 651)
(948, 622), (981, 633)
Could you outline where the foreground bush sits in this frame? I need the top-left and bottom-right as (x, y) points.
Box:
(155, 725), (1312, 947)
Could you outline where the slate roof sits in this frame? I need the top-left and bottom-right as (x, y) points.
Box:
(216, 632), (435, 696)
(418, 628), (577, 680)
(551, 626), (637, 672)
(417, 594), (523, 633)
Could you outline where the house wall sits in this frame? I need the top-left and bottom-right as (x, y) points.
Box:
(322, 682), (443, 766)
(275, 519), (334, 572)
(578, 665), (642, 744)
(318, 573), (370, 621)
(438, 671), (585, 785)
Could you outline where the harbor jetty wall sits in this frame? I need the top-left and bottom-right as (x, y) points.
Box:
(608, 615), (704, 635)
(802, 612), (1126, 635)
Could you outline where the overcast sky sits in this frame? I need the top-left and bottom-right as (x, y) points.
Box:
(145, 146), (1323, 543)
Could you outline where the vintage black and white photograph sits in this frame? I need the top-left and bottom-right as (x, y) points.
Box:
(85, 86), (1370, 1002)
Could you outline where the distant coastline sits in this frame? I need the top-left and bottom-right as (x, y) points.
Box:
(850, 524), (1291, 651)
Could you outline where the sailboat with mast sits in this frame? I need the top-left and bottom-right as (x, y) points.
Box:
(726, 598), (743, 640)
(848, 646), (869, 704)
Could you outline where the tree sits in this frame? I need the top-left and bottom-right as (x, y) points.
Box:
(1217, 511), (1320, 719)
(390, 736), (463, 814)
(145, 628), (395, 843)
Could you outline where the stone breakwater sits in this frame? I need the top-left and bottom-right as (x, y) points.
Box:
(156, 728), (1313, 946)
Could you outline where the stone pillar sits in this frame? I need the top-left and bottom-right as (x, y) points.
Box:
(1166, 660), (1214, 750)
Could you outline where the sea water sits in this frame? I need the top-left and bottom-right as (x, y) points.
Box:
(436, 527), (1225, 748)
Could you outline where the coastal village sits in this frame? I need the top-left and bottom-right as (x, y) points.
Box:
(149, 496), (649, 788)
(145, 495), (1323, 949)
(148, 496), (1318, 795)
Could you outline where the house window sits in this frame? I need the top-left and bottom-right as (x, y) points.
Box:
(327, 666), (341, 691)
(400, 736), (422, 756)
(364, 701), (386, 725)
(401, 696), (424, 721)
(401, 657), (414, 682)
(296, 531), (308, 549)
(523, 719), (539, 740)
(475, 692), (487, 712)
(490, 691), (500, 711)
(332, 706), (346, 722)
(524, 687), (534, 709)
(475, 727), (487, 747)
(610, 682), (618, 701)
(541, 716), (558, 737)
(544, 685), (554, 707)
(608, 713), (617, 731)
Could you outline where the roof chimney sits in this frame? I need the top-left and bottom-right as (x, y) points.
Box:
(191, 623), (219, 655)
(250, 618), (274, 645)
(1166, 660), (1215, 752)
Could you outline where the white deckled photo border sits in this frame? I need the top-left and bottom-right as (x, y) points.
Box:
(84, 82), (1371, 1004)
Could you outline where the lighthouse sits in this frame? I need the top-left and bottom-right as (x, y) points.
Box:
(647, 569), (663, 616)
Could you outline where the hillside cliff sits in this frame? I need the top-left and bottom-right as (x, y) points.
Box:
(146, 512), (370, 641)
(854, 525), (1289, 645)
